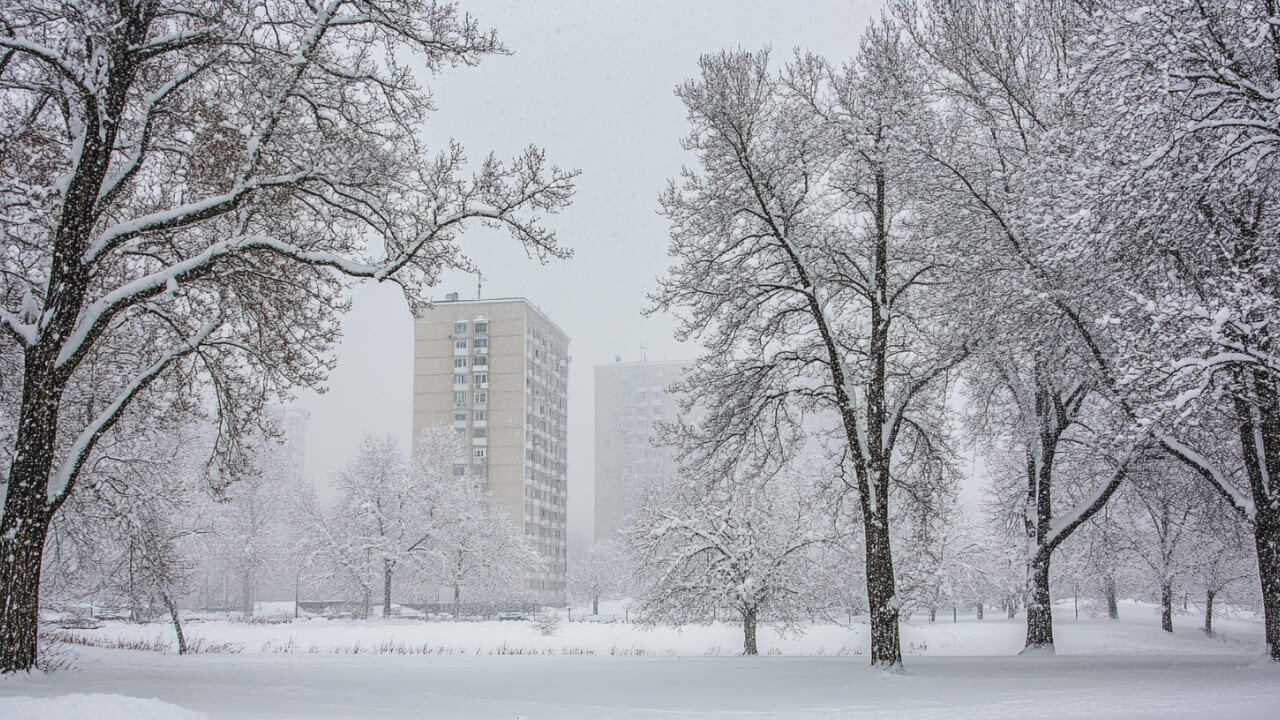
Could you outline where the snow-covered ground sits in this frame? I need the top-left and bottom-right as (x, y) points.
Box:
(4, 601), (1278, 719)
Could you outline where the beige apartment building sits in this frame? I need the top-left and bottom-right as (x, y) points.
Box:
(412, 296), (569, 605)
(593, 359), (686, 544)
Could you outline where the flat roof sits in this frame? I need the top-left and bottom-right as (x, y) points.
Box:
(413, 296), (570, 342)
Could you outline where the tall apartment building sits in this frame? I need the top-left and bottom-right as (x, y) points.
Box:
(412, 296), (569, 605)
(594, 359), (686, 543)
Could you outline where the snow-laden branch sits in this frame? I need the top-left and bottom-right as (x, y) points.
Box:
(84, 170), (313, 265)
(0, 37), (92, 97)
(0, 306), (36, 346)
(1159, 436), (1257, 523)
(46, 317), (220, 507)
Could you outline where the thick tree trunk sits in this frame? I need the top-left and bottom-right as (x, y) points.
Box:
(1237, 371), (1280, 661)
(864, 519), (902, 669)
(0, 389), (60, 673)
(1203, 589), (1216, 636)
(383, 559), (393, 618)
(0, 505), (50, 673)
(742, 606), (758, 656)
(1160, 583), (1173, 633)
(976, 602), (983, 621)
(163, 593), (188, 655)
(1105, 577), (1119, 620)
(1022, 554), (1054, 653)
(592, 594), (599, 616)
(1253, 518), (1280, 660)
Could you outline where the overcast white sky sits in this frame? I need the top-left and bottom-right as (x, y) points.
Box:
(293, 0), (882, 550)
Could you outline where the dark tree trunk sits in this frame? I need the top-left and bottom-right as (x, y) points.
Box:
(592, 594), (599, 616)
(1007, 594), (1018, 619)
(952, 605), (957, 623)
(928, 606), (936, 623)
(1203, 589), (1216, 636)
(1105, 577), (1119, 620)
(742, 605), (758, 656)
(0, 499), (51, 673)
(864, 518), (902, 669)
(383, 559), (393, 618)
(1236, 370), (1280, 661)
(453, 584), (461, 614)
(1255, 523), (1280, 660)
(976, 602), (984, 621)
(1160, 583), (1173, 632)
(1023, 554), (1054, 653)
(0, 385), (60, 673)
(164, 593), (188, 655)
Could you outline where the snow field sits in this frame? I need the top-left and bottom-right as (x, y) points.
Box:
(3, 600), (1277, 719)
(42, 599), (1265, 658)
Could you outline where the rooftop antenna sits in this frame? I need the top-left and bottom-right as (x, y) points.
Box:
(640, 342), (648, 362)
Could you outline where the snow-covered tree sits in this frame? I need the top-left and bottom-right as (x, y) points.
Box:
(426, 482), (541, 613)
(203, 438), (298, 616)
(652, 32), (966, 668)
(0, 0), (575, 670)
(627, 468), (838, 655)
(1048, 0), (1280, 658)
(568, 540), (629, 616)
(42, 426), (209, 652)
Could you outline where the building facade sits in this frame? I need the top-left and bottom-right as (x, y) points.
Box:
(412, 297), (569, 605)
(593, 359), (686, 544)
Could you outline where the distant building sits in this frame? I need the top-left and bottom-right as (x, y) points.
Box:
(412, 296), (569, 605)
(282, 407), (310, 473)
(594, 359), (686, 543)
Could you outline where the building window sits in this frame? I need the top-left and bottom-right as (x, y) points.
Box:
(453, 411), (466, 422)
(453, 373), (466, 385)
(473, 355), (488, 367)
(473, 373), (487, 386)
(473, 337), (488, 348)
(455, 322), (468, 334)
(474, 321), (488, 334)
(474, 410), (488, 421)
(473, 448), (487, 459)
(474, 428), (487, 438)
(474, 390), (488, 404)
(453, 391), (466, 404)
(455, 339), (467, 350)
(452, 464), (467, 477)
(454, 358), (467, 368)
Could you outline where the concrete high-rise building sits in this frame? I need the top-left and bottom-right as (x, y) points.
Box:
(412, 296), (569, 605)
(594, 359), (686, 543)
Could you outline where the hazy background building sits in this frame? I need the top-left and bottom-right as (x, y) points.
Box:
(594, 359), (686, 543)
(282, 407), (310, 474)
(412, 296), (569, 605)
